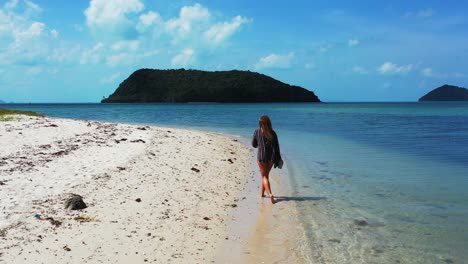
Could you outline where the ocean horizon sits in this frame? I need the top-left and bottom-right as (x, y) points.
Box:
(3, 102), (468, 263)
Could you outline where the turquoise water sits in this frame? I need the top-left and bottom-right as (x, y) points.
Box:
(3, 102), (468, 263)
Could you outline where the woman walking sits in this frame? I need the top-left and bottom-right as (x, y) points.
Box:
(252, 115), (283, 204)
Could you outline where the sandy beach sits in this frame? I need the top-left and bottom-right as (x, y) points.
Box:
(0, 114), (253, 263)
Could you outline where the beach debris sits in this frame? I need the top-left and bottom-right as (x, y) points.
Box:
(63, 245), (71, 251)
(74, 215), (100, 223)
(191, 167), (200, 173)
(137, 127), (147, 130)
(45, 217), (62, 227)
(64, 194), (87, 210)
(328, 238), (341, 243)
(0, 180), (6, 186)
(131, 139), (146, 143)
(203, 217), (211, 221)
(46, 124), (58, 127)
(135, 198), (142, 202)
(227, 158), (234, 164)
(117, 166), (126, 171)
(34, 213), (42, 220)
(354, 219), (369, 227)
(0, 228), (7, 237)
(51, 150), (67, 156)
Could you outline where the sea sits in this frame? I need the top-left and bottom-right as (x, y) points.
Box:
(2, 102), (467, 263)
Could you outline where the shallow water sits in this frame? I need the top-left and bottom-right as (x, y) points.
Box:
(3, 102), (468, 263)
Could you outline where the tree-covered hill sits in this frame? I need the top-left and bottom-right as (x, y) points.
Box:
(419, 84), (468, 101)
(101, 69), (321, 103)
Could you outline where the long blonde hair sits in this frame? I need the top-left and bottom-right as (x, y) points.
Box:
(259, 115), (274, 140)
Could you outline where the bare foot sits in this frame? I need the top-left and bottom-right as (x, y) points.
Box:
(270, 195), (275, 204)
(260, 193), (265, 198)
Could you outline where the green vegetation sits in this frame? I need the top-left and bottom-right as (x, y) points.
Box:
(0, 108), (44, 121)
(102, 69), (321, 103)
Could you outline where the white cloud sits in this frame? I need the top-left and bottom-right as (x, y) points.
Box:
(136, 11), (161, 32)
(165, 4), (210, 37)
(50, 29), (59, 39)
(4, 0), (19, 10)
(204, 15), (250, 45)
(352, 66), (368, 74)
(106, 53), (132, 66)
(84, 0), (144, 38)
(378, 62), (413, 74)
(80, 42), (105, 64)
(319, 44), (332, 53)
(171, 48), (195, 67)
(24, 0), (42, 13)
(348, 38), (359, 47)
(111, 40), (139, 51)
(421, 68), (433, 77)
(420, 67), (466, 78)
(254, 52), (294, 70)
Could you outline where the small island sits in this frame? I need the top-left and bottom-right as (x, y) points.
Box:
(101, 69), (320, 103)
(419, 84), (468, 101)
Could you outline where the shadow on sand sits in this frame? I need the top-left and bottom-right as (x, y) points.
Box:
(273, 196), (327, 203)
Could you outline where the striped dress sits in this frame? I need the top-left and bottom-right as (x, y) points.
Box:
(252, 129), (282, 166)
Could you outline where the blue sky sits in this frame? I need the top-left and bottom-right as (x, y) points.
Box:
(0, 0), (467, 102)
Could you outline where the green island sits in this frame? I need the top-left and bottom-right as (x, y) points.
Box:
(101, 69), (321, 103)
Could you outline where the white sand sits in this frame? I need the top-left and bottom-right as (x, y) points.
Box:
(0, 115), (252, 263)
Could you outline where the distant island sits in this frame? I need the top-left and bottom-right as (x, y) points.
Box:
(0, 100), (5, 104)
(101, 69), (320, 103)
(419, 84), (468, 101)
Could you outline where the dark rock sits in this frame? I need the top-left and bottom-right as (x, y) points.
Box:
(191, 167), (200, 173)
(101, 69), (321, 103)
(64, 194), (87, 210)
(354, 219), (369, 226)
(130, 139), (146, 143)
(63, 245), (71, 251)
(203, 217), (211, 220)
(135, 198), (142, 202)
(227, 159), (233, 164)
(419, 84), (468, 101)
(137, 127), (147, 130)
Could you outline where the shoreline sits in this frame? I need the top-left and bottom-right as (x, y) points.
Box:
(0, 115), (252, 263)
(215, 138), (313, 263)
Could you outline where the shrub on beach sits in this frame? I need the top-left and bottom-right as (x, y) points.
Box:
(0, 108), (44, 121)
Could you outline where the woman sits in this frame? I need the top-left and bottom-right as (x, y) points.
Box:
(252, 115), (282, 204)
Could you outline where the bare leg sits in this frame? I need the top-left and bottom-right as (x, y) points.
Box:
(258, 161), (275, 204)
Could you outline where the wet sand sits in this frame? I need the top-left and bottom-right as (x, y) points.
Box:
(215, 157), (313, 263)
